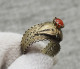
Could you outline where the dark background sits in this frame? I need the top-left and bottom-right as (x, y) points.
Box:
(0, 0), (80, 69)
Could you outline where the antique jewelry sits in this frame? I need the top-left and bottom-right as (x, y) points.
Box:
(21, 17), (64, 57)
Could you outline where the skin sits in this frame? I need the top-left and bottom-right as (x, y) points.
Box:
(21, 19), (63, 57)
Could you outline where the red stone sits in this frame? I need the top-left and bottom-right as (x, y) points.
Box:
(55, 18), (64, 28)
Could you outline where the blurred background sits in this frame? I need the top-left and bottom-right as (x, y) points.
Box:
(0, 0), (80, 69)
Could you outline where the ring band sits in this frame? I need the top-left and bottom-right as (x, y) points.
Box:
(21, 18), (63, 57)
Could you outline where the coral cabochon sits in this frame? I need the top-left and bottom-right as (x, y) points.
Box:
(54, 17), (64, 29)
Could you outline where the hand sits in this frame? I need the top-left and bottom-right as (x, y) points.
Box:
(0, 32), (57, 69)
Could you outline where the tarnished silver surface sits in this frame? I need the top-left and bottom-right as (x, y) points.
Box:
(21, 19), (63, 57)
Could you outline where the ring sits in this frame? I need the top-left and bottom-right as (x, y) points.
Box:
(21, 17), (64, 57)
